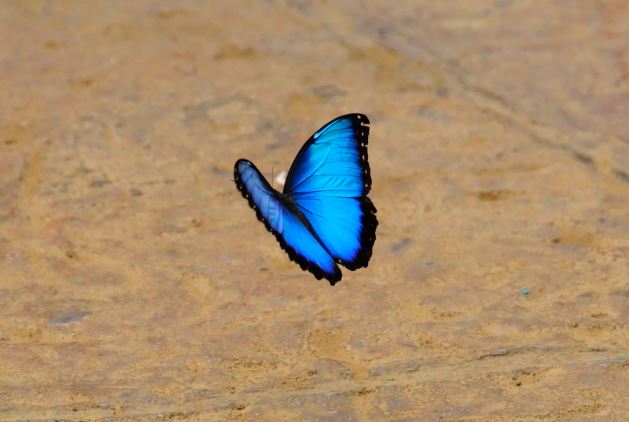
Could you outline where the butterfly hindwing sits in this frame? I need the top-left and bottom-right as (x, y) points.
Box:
(234, 159), (342, 284)
(283, 114), (378, 270)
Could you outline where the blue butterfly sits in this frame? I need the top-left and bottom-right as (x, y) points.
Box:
(234, 114), (378, 285)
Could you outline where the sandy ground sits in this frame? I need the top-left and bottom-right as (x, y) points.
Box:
(1, 1), (628, 421)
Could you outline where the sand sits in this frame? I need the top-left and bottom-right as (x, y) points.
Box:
(1, 1), (628, 420)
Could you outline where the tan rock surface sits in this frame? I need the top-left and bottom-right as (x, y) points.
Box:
(1, 1), (628, 420)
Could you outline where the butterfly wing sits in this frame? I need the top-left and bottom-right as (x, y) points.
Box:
(234, 159), (342, 284)
(283, 114), (378, 270)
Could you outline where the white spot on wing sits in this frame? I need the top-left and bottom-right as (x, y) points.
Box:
(275, 170), (287, 186)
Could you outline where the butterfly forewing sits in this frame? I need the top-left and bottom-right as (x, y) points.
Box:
(283, 114), (377, 269)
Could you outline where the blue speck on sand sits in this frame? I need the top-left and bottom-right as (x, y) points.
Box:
(50, 310), (90, 326)
(519, 289), (529, 295)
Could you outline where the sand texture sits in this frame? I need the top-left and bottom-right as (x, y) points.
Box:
(1, 1), (628, 421)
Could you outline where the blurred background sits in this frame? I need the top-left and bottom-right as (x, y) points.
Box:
(1, 1), (628, 420)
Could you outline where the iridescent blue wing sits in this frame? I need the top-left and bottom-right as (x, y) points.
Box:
(234, 159), (342, 284)
(283, 114), (378, 270)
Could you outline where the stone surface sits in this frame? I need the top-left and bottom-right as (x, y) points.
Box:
(1, 1), (628, 420)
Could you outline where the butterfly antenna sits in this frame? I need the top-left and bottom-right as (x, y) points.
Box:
(272, 167), (274, 189)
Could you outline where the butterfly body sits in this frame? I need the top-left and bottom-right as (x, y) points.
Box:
(234, 114), (377, 285)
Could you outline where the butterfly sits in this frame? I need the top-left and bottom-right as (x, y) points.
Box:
(233, 114), (378, 285)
